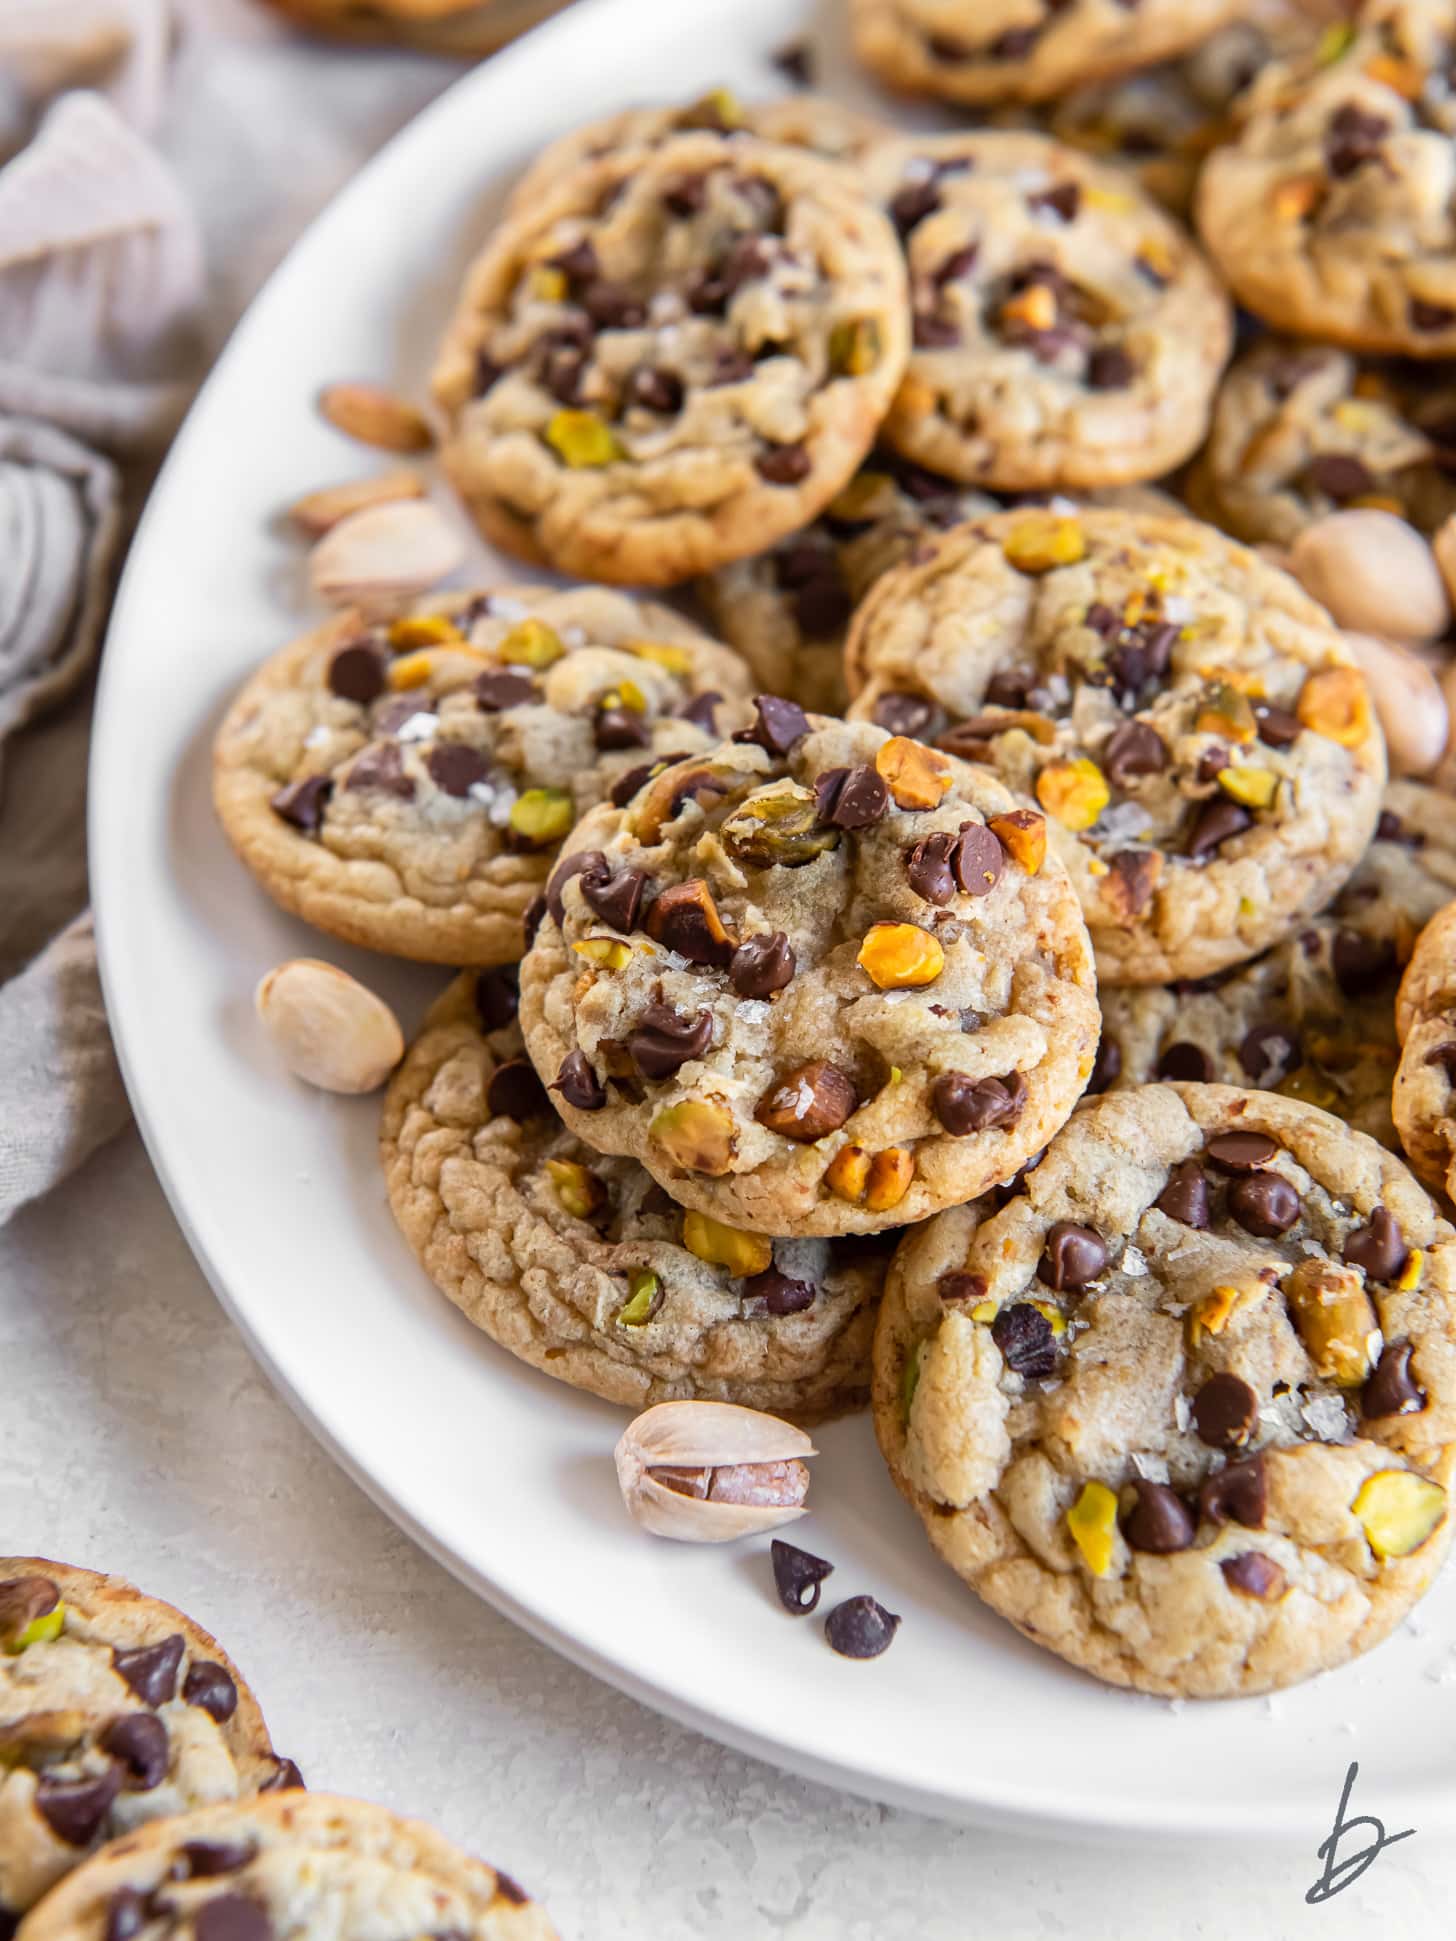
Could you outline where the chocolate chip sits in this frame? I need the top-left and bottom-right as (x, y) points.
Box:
(327, 641), (386, 704)
(938, 1270), (989, 1304)
(550, 238), (598, 286)
(931, 1070), (1028, 1136)
(823, 1595), (899, 1660)
(552, 1051), (605, 1111)
(494, 1875), (529, 1908)
(1122, 1479), (1196, 1554)
(260, 1757), (303, 1792)
(1325, 102), (1390, 178)
(904, 831), (957, 904)
(344, 742), (415, 799)
(1332, 928), (1395, 997)
(195, 1897), (273, 1941)
(771, 1539), (834, 1614)
(755, 444), (812, 486)
(1364, 1339), (1426, 1418)
(1254, 702), (1301, 748)
(662, 171), (707, 217)
(1412, 298), (1456, 332)
(646, 879), (735, 966)
(1229, 1172), (1301, 1236)
(36, 1768), (122, 1846)
(1031, 181), (1081, 223)
(991, 1302), (1057, 1378)
(104, 1889), (146, 1941)
(1199, 1452), (1268, 1529)
(475, 966), (519, 1031)
(581, 863), (652, 932)
(1343, 1206), (1409, 1283)
(179, 1841), (257, 1879)
(1103, 720), (1167, 786)
(593, 705), (651, 752)
(1037, 1221), (1107, 1291)
(100, 1713), (169, 1790)
(730, 931), (795, 998)
(473, 351), (502, 396)
(1192, 1372), (1258, 1450)
(1205, 1130), (1278, 1173)
(1187, 798), (1252, 858)
(270, 774), (332, 834)
(1087, 345), (1135, 390)
(772, 39), (814, 85)
(1157, 1041), (1214, 1083)
(625, 365), (684, 414)
(954, 823), (1004, 896)
(677, 691), (722, 732)
(742, 1269), (816, 1316)
(609, 760), (662, 806)
(1376, 808), (1404, 842)
(989, 23), (1037, 56)
(627, 1004), (712, 1080)
(1238, 1023), (1300, 1087)
(889, 178), (941, 235)
(1154, 1158), (1210, 1229)
(756, 1061), (857, 1141)
(486, 1057), (550, 1121)
(815, 764), (889, 830)
(934, 243), (979, 286)
(734, 694), (810, 755)
(113, 1635), (184, 1706)
(522, 894), (547, 945)
(546, 848), (603, 925)
(1195, 745), (1229, 784)
(1305, 451), (1376, 501)
(0, 1575), (59, 1647)
(792, 574), (853, 638)
(425, 743), (489, 797)
(179, 1659), (237, 1724)
(708, 349), (754, 386)
(872, 692), (936, 737)
(1221, 1552), (1285, 1600)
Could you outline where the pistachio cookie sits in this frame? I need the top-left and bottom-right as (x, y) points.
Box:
(1196, 0), (1456, 356)
(1186, 340), (1456, 546)
(212, 588), (752, 967)
(257, 0), (566, 54)
(381, 975), (887, 1417)
(873, 1084), (1456, 1698)
(861, 132), (1232, 490)
(0, 1560), (297, 1928)
(14, 1792), (553, 1941)
(518, 710), (1100, 1237)
(845, 507), (1387, 984)
(432, 132), (910, 586)
(1395, 900), (1456, 1201)
(848, 0), (1247, 106)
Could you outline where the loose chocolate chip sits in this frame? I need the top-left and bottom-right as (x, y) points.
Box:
(756, 444), (812, 486)
(677, 691), (722, 732)
(743, 1269), (816, 1316)
(1364, 1339), (1426, 1418)
(475, 966), (519, 1032)
(627, 1004), (713, 1080)
(889, 178), (941, 235)
(270, 774), (332, 834)
(522, 894), (547, 945)
(581, 863), (652, 933)
(730, 931), (795, 998)
(823, 1595), (900, 1660)
(344, 742), (415, 799)
(1031, 181), (1081, 222)
(1154, 1158), (1211, 1229)
(1103, 720), (1167, 786)
(260, 1757), (303, 1792)
(904, 831), (958, 904)
(991, 1302), (1057, 1379)
(36, 1769), (122, 1846)
(771, 1538), (834, 1614)
(1037, 1221), (1107, 1291)
(815, 764), (889, 830)
(954, 823), (1003, 895)
(1187, 798), (1252, 858)
(1192, 1372), (1259, 1450)
(593, 705), (651, 752)
(872, 691), (936, 738)
(1331, 928), (1395, 997)
(1122, 1479), (1196, 1554)
(1205, 1130), (1278, 1173)
(1229, 1172), (1301, 1237)
(938, 1270), (989, 1304)
(1343, 1206), (1409, 1283)
(552, 1051), (605, 1111)
(932, 1070), (1028, 1136)
(113, 1635), (184, 1706)
(180, 1840), (256, 1879)
(647, 879), (735, 965)
(182, 1660), (237, 1723)
(1157, 1041), (1214, 1083)
(1254, 702), (1301, 748)
(1086, 1033), (1122, 1095)
(486, 1057), (550, 1121)
(425, 742), (489, 797)
(1238, 1023), (1300, 1087)
(546, 848), (603, 925)
(327, 640), (386, 704)
(756, 1061), (857, 1141)
(1199, 1452), (1268, 1529)
(1087, 345), (1135, 390)
(104, 1889), (146, 1941)
(734, 693), (810, 755)
(625, 365), (685, 414)
(100, 1713), (169, 1790)
(195, 1897), (273, 1941)
(1221, 1552), (1285, 1600)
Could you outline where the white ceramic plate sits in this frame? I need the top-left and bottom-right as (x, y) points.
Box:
(92, 0), (1456, 1840)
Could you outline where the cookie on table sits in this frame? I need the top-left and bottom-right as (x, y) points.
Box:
(0, 1560), (297, 1929)
(1196, 0), (1456, 357)
(861, 132), (1232, 490)
(432, 131), (910, 586)
(509, 91), (885, 215)
(1395, 900), (1456, 1202)
(848, 0), (1247, 106)
(873, 1084), (1456, 1698)
(518, 709), (1100, 1238)
(1185, 339), (1456, 546)
(13, 1792), (552, 1941)
(381, 975), (889, 1418)
(845, 506), (1387, 985)
(212, 587), (753, 968)
(256, 0), (567, 54)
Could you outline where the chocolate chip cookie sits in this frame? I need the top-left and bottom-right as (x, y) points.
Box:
(849, 0), (1248, 106)
(873, 1083), (1456, 1697)
(0, 1560), (296, 1929)
(845, 507), (1388, 985)
(432, 132), (910, 586)
(257, 0), (567, 54)
(1196, 1), (1456, 356)
(518, 710), (1100, 1237)
(862, 132), (1232, 489)
(1395, 899), (1456, 1202)
(212, 588), (752, 967)
(14, 1792), (552, 1941)
(381, 974), (888, 1418)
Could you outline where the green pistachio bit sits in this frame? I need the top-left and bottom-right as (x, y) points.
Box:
(7, 1604), (64, 1655)
(721, 784), (840, 868)
(509, 788), (574, 846)
(829, 317), (882, 377)
(619, 1269), (661, 1327)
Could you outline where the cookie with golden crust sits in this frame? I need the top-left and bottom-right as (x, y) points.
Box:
(380, 975), (888, 1419)
(845, 506), (1387, 985)
(13, 1792), (553, 1941)
(256, 0), (566, 54)
(1395, 900), (1456, 1202)
(518, 711), (1100, 1238)
(0, 1559), (295, 1928)
(432, 132), (910, 586)
(873, 1084), (1456, 1698)
(862, 132), (1232, 490)
(212, 588), (752, 968)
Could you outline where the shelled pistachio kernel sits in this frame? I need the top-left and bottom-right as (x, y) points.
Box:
(1352, 1470), (1447, 1559)
(857, 922), (943, 990)
(509, 788), (574, 845)
(388, 613), (461, 651)
(0, 1580), (64, 1655)
(824, 1145), (870, 1203)
(864, 1148), (914, 1211)
(546, 409), (624, 468)
(875, 736), (950, 810)
(1003, 513), (1085, 574)
(681, 1211), (771, 1277)
(545, 1157), (606, 1221)
(1196, 681), (1257, 742)
(574, 937), (633, 970)
(829, 316), (882, 376)
(618, 1268), (662, 1326)
(1297, 667), (1371, 746)
(1396, 1250), (1424, 1293)
(1284, 1258), (1378, 1386)
(650, 1099), (736, 1174)
(501, 618), (566, 669)
(1036, 757), (1109, 831)
(722, 784), (839, 867)
(1218, 765), (1279, 809)
(1067, 1481), (1118, 1576)
(627, 640), (693, 676)
(988, 809), (1046, 874)
(529, 265), (568, 302)
(1188, 1278), (1264, 1344)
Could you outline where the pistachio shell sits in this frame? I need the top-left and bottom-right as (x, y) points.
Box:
(614, 1401), (817, 1544)
(287, 469), (426, 537)
(1288, 511), (1450, 641)
(1343, 632), (1448, 777)
(254, 959), (403, 1094)
(309, 500), (466, 615)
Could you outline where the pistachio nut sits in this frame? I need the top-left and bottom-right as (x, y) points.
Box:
(309, 500), (466, 615)
(1288, 510), (1450, 641)
(317, 381), (433, 453)
(288, 468), (425, 537)
(614, 1400), (815, 1542)
(254, 959), (404, 1094)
